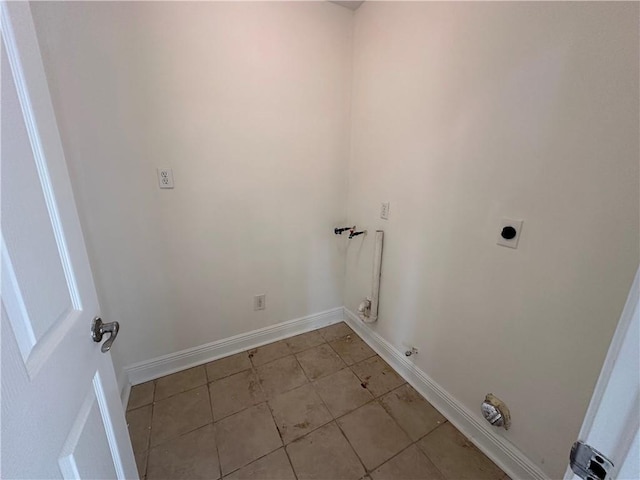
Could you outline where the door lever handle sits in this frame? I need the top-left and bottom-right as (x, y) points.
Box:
(91, 317), (120, 353)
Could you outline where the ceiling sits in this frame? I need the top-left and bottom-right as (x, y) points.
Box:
(330, 1), (365, 11)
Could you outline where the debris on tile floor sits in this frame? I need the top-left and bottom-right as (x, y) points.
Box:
(126, 323), (508, 480)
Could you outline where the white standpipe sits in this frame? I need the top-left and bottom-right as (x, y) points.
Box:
(358, 230), (384, 323)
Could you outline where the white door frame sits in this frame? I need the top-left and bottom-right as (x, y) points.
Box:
(565, 266), (639, 480)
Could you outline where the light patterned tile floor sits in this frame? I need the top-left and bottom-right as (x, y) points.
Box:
(126, 322), (508, 480)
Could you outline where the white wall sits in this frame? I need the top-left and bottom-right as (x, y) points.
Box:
(30, 1), (353, 376)
(30, 2), (639, 477)
(346, 3), (639, 479)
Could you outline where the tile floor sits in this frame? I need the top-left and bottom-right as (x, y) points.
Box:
(126, 322), (509, 480)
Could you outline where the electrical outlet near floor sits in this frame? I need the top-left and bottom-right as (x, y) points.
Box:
(254, 294), (266, 311)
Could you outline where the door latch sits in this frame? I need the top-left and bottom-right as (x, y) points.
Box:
(570, 441), (614, 480)
(91, 317), (120, 353)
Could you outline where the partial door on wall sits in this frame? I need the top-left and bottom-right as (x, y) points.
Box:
(564, 267), (639, 480)
(1, 2), (137, 478)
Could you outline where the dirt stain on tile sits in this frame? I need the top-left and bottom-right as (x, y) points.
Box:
(396, 390), (415, 404)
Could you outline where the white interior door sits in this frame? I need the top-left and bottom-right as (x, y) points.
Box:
(564, 267), (639, 480)
(1, 2), (137, 478)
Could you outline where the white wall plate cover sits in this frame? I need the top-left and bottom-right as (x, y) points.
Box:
(497, 218), (524, 249)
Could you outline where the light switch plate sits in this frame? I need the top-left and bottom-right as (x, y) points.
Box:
(380, 202), (390, 220)
(157, 168), (174, 189)
(254, 294), (266, 311)
(497, 218), (523, 249)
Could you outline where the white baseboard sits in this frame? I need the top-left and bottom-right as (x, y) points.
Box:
(124, 307), (344, 388)
(343, 307), (548, 480)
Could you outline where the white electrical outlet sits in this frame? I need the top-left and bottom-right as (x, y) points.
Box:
(157, 168), (174, 189)
(380, 202), (390, 220)
(254, 294), (266, 311)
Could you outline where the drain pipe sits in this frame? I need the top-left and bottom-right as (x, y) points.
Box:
(358, 230), (384, 323)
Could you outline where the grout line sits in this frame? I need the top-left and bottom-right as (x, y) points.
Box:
(374, 397), (435, 445)
(261, 385), (336, 472)
(260, 355), (309, 400)
(370, 441), (416, 475)
(145, 382), (156, 453)
(250, 324), (350, 373)
(281, 331), (343, 479)
(311, 366), (376, 420)
(204, 360), (212, 384)
(212, 420), (227, 480)
(327, 326), (435, 474)
(151, 380), (209, 404)
(283, 416), (335, 448)
(126, 380), (156, 413)
(267, 381), (335, 447)
(412, 423), (450, 480)
(242, 355), (298, 478)
(308, 371), (336, 419)
(285, 329), (327, 355)
(247, 350), (291, 477)
(221, 444), (285, 478)
(126, 402), (154, 414)
(283, 444), (299, 480)
(145, 380), (214, 452)
(208, 367), (254, 387)
(325, 333), (352, 363)
(248, 340), (293, 369)
(250, 356), (267, 398)
(414, 419), (449, 445)
(141, 442), (150, 479)
(309, 323), (371, 474)
(209, 368), (267, 424)
(307, 328), (375, 419)
(136, 382), (156, 478)
(143, 380), (156, 477)
(206, 383), (223, 480)
(262, 391), (287, 446)
(152, 365), (209, 403)
(333, 417), (371, 476)
(204, 350), (253, 383)
(293, 350), (314, 384)
(333, 397), (377, 423)
(146, 419), (214, 450)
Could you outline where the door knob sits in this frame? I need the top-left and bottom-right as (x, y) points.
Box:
(91, 317), (120, 353)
